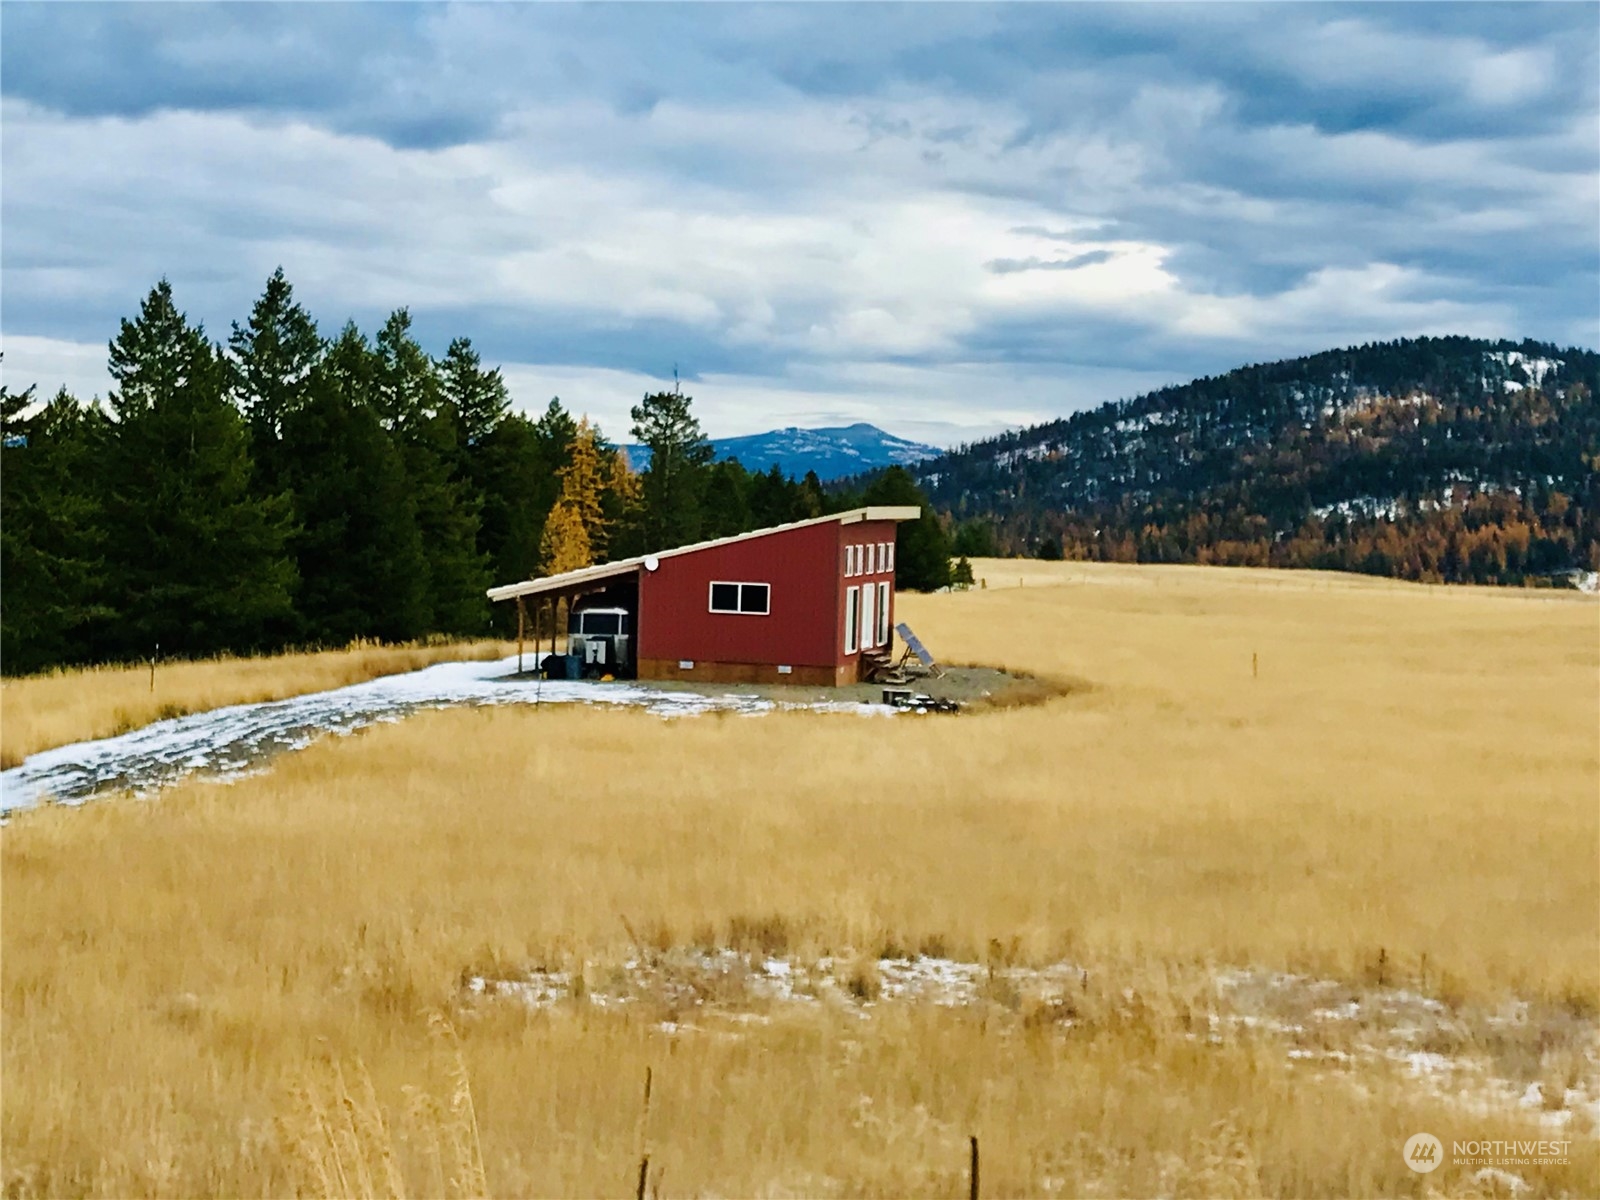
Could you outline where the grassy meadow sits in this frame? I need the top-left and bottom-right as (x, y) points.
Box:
(0, 639), (515, 769)
(3, 562), (1597, 1197)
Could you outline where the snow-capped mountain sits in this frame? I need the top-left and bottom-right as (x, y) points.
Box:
(624, 422), (940, 481)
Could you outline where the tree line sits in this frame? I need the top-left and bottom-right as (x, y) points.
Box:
(2, 272), (951, 676)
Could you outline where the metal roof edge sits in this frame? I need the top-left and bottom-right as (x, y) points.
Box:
(485, 505), (924, 601)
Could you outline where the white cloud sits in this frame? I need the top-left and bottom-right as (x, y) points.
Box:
(2, 3), (1593, 442)
(1, 334), (112, 402)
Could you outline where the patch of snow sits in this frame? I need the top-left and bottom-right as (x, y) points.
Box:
(466, 952), (1091, 1017)
(1490, 351), (1562, 388)
(1470, 1168), (1531, 1195)
(1314, 1001), (1363, 1021)
(465, 954), (1600, 1139)
(1403, 1051), (1459, 1077)
(1312, 496), (1402, 521)
(994, 443), (1053, 469)
(0, 655), (890, 813)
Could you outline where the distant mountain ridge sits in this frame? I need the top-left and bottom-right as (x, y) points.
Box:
(909, 336), (1599, 585)
(624, 421), (939, 481)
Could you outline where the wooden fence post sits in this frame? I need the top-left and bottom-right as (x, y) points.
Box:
(635, 1066), (653, 1200)
(969, 1134), (980, 1200)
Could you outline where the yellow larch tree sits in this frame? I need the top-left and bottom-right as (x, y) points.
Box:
(538, 498), (591, 575)
(557, 420), (607, 555)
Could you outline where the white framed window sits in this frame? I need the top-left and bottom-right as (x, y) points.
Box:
(844, 585), (860, 653)
(880, 542), (889, 572)
(862, 580), (878, 648)
(708, 581), (771, 615)
(854, 544), (864, 575)
(886, 542), (895, 573)
(877, 581), (891, 645)
(841, 545), (852, 576)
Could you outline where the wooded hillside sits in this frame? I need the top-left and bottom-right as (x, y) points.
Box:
(916, 337), (1599, 585)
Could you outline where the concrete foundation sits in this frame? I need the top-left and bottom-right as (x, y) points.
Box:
(636, 658), (857, 687)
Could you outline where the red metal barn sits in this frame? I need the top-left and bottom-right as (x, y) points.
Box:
(486, 506), (921, 685)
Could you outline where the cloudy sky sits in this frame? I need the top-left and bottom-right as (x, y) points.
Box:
(2, 3), (1595, 446)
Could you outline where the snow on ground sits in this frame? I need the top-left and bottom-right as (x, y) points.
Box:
(464, 952), (1600, 1135)
(0, 655), (887, 814)
(467, 951), (1091, 1018)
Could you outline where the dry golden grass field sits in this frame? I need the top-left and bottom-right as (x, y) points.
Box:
(0, 640), (514, 769)
(3, 563), (1597, 1198)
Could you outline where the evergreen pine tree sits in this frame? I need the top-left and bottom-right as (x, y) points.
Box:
(534, 397), (578, 475)
(863, 465), (951, 591)
(280, 325), (430, 643)
(439, 336), (510, 448)
(442, 336), (529, 604)
(747, 463), (799, 528)
(472, 412), (551, 598)
(630, 386), (713, 548)
(374, 310), (489, 634)
(797, 470), (826, 519)
(227, 267), (322, 487)
(1, 383), (112, 672)
(101, 280), (298, 658)
(953, 520), (997, 558)
(700, 460), (752, 538)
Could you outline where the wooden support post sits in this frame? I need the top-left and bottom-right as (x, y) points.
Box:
(969, 1134), (980, 1200)
(517, 597), (527, 674)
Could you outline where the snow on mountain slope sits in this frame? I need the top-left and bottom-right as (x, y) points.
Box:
(624, 422), (940, 480)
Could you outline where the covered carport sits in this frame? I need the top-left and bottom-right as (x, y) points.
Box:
(487, 560), (643, 676)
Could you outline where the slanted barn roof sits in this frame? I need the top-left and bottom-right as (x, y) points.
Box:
(485, 505), (920, 603)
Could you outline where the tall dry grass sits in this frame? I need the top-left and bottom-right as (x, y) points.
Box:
(3, 563), (1596, 1196)
(0, 639), (514, 768)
